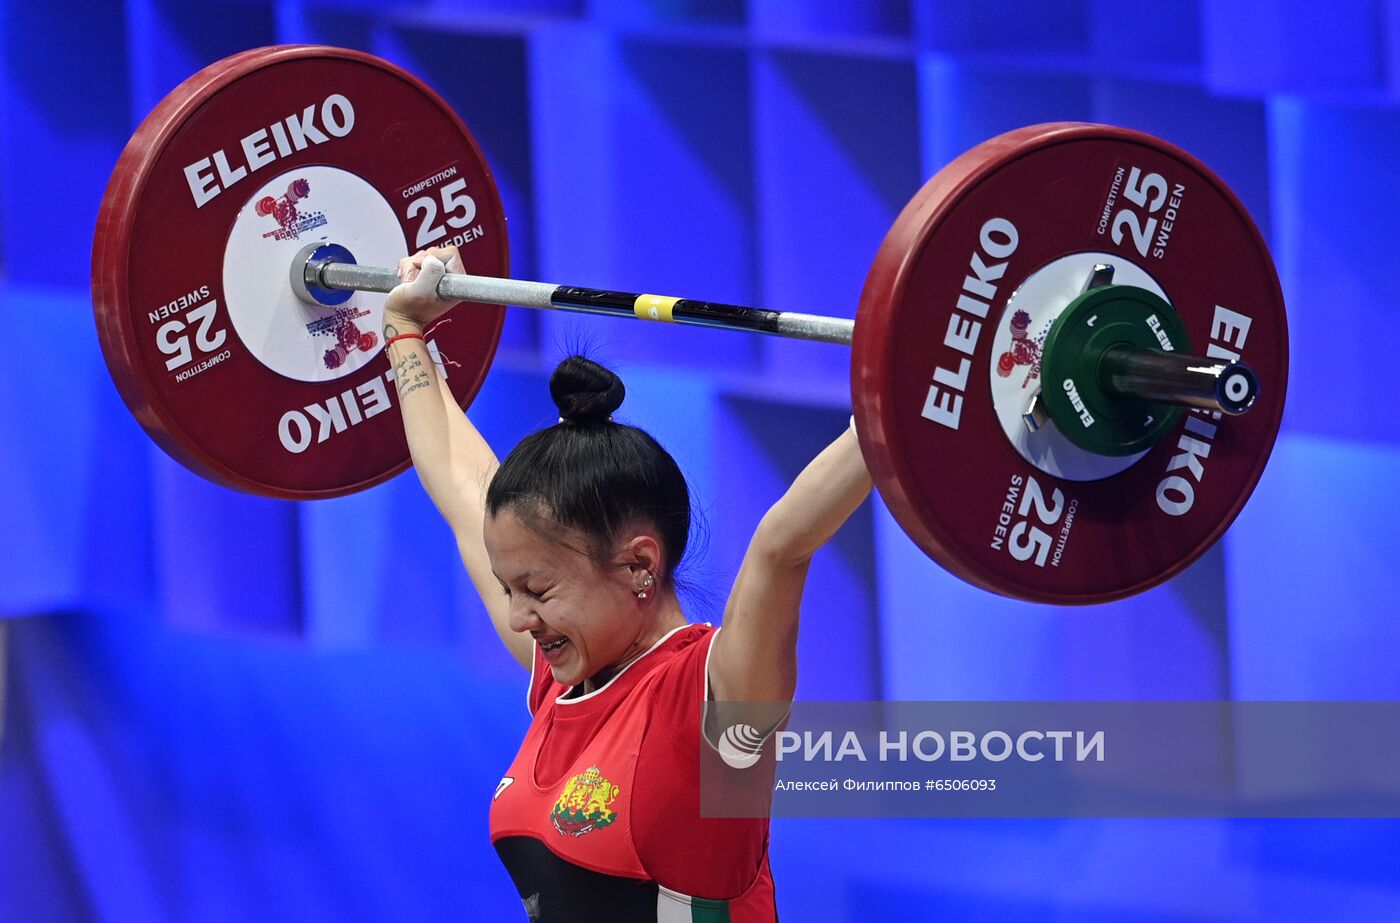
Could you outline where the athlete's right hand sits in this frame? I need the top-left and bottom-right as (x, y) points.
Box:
(384, 246), (466, 331)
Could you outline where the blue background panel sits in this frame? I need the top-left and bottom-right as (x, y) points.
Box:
(1, 3), (131, 288)
(2, 1), (1398, 920)
(753, 50), (920, 384)
(914, 0), (1089, 56)
(750, 0), (910, 42)
(530, 25), (761, 373)
(1226, 433), (1400, 700)
(1203, 0), (1388, 97)
(1269, 98), (1400, 444)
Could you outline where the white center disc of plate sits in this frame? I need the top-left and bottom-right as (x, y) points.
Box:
(989, 252), (1172, 482)
(223, 166), (404, 383)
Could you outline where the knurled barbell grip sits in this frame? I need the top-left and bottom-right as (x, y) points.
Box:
(310, 257), (855, 346)
(1099, 344), (1259, 415)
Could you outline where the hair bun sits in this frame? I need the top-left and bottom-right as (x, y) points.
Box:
(550, 356), (625, 424)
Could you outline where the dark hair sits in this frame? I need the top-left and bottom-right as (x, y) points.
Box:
(485, 357), (692, 584)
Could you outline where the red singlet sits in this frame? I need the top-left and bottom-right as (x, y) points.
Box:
(489, 623), (778, 921)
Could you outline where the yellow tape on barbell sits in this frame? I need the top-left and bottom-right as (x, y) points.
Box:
(634, 294), (680, 323)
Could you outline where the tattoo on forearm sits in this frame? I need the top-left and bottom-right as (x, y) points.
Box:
(400, 370), (432, 399)
(393, 350), (432, 400)
(384, 323), (399, 339)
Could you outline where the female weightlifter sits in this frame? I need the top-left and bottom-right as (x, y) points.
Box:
(383, 247), (872, 922)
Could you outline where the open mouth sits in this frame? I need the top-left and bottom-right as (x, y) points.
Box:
(540, 637), (569, 653)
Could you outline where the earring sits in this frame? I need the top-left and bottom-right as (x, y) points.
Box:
(636, 574), (654, 600)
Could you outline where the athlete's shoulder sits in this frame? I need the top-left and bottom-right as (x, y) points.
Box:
(669, 621), (715, 650)
(655, 622), (716, 669)
(639, 622), (715, 701)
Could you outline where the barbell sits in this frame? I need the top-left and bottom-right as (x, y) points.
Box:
(91, 45), (1287, 605)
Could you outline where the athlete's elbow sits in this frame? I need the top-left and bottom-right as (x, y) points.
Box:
(751, 512), (821, 569)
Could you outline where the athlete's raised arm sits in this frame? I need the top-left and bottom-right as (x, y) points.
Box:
(707, 423), (873, 703)
(383, 248), (531, 670)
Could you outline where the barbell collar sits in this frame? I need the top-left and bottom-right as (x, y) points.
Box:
(308, 256), (855, 346)
(1099, 345), (1259, 416)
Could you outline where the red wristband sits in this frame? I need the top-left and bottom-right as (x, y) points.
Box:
(385, 332), (425, 349)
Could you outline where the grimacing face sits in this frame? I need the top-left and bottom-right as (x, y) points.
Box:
(483, 508), (660, 689)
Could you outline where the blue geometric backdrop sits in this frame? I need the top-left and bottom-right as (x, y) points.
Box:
(2, 1), (1399, 920)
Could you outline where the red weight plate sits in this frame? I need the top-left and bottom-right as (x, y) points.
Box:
(853, 123), (1287, 604)
(93, 45), (507, 499)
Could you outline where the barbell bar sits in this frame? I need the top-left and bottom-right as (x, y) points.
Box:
(294, 244), (1262, 423)
(293, 243), (857, 346)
